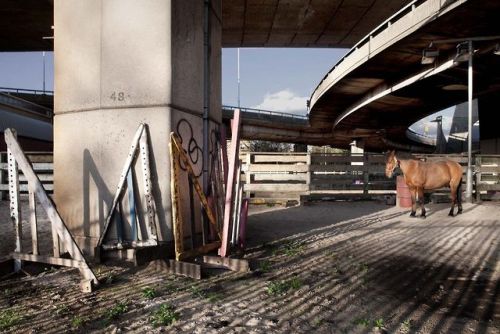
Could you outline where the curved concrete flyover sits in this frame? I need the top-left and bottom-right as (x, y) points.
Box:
(309, 0), (500, 152)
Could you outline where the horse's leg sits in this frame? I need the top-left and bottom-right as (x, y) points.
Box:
(457, 179), (463, 214)
(449, 183), (457, 217)
(409, 187), (417, 217)
(418, 188), (426, 218)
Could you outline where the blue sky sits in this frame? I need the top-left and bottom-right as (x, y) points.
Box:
(222, 48), (347, 114)
(0, 52), (54, 91)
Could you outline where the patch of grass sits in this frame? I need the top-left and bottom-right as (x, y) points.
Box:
(266, 277), (303, 295)
(353, 318), (370, 327)
(0, 310), (22, 331)
(259, 260), (271, 272)
(205, 291), (222, 303)
(267, 280), (289, 295)
(151, 304), (179, 327)
(273, 241), (306, 257)
(71, 316), (85, 329)
(105, 302), (128, 320)
(289, 277), (303, 289)
(142, 287), (157, 299)
(373, 318), (384, 329)
(189, 285), (204, 298)
(312, 318), (323, 327)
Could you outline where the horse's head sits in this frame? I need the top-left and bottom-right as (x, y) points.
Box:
(385, 150), (399, 178)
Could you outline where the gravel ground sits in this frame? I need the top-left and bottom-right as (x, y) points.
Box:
(0, 200), (499, 333)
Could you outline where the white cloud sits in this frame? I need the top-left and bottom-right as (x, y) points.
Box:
(252, 89), (308, 115)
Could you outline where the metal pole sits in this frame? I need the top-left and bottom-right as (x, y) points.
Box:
(202, 0), (211, 244)
(237, 48), (240, 108)
(465, 40), (473, 202)
(42, 51), (46, 93)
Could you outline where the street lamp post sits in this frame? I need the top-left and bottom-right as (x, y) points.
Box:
(465, 40), (473, 202)
(422, 35), (500, 202)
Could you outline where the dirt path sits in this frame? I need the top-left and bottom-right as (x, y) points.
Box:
(0, 200), (499, 333)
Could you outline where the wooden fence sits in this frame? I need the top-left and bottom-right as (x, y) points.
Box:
(2, 152), (499, 201)
(241, 152), (500, 200)
(475, 155), (500, 201)
(0, 152), (53, 199)
(241, 152), (392, 197)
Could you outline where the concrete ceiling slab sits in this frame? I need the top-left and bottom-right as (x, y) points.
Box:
(0, 0), (411, 51)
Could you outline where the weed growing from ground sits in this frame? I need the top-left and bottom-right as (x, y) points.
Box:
(0, 310), (21, 331)
(273, 241), (306, 257)
(267, 277), (303, 295)
(105, 302), (128, 320)
(353, 318), (370, 327)
(289, 277), (303, 289)
(142, 287), (157, 299)
(267, 280), (289, 295)
(151, 304), (179, 327)
(312, 318), (323, 327)
(71, 316), (85, 329)
(373, 318), (384, 329)
(259, 260), (271, 272)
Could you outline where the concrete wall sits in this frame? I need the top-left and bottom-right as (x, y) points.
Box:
(54, 0), (221, 255)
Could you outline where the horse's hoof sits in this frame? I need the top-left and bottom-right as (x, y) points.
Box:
(457, 210), (463, 215)
(409, 213), (417, 218)
(448, 212), (454, 217)
(420, 215), (426, 219)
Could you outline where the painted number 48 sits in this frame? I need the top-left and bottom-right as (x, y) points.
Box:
(110, 92), (126, 101)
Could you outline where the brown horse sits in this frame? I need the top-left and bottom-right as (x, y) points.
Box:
(385, 150), (463, 217)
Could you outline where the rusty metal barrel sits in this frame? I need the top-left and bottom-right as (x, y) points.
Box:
(396, 175), (412, 208)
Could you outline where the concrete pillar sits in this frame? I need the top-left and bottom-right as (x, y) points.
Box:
(477, 96), (499, 154)
(54, 0), (221, 255)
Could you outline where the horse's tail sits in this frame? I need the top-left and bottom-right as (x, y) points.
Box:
(457, 178), (463, 204)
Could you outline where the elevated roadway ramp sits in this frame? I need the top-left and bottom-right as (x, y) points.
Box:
(0, 90), (53, 151)
(310, 0), (500, 151)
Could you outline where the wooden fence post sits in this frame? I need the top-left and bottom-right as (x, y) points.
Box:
(306, 152), (312, 193)
(245, 153), (252, 198)
(475, 155), (482, 202)
(363, 154), (369, 195)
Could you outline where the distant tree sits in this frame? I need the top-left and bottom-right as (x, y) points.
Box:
(249, 140), (293, 152)
(309, 145), (348, 154)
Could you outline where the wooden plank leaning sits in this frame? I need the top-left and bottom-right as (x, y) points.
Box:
(4, 128), (98, 285)
(169, 132), (221, 261)
(220, 109), (241, 257)
(170, 133), (220, 239)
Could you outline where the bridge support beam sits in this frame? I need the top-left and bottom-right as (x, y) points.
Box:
(53, 0), (221, 256)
